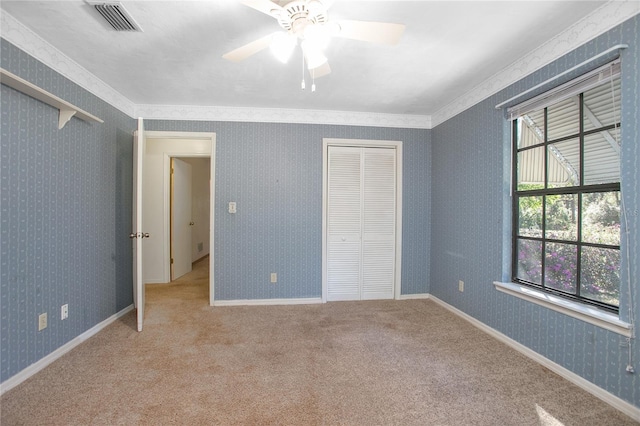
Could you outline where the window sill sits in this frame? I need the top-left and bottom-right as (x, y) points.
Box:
(493, 281), (632, 337)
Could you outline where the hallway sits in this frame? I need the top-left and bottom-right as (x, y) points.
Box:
(144, 256), (209, 327)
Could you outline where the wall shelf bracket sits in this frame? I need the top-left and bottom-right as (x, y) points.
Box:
(58, 108), (77, 129)
(0, 68), (103, 129)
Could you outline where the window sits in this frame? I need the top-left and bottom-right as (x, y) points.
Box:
(511, 61), (621, 312)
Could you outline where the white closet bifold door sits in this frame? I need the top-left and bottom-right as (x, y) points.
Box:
(326, 146), (396, 301)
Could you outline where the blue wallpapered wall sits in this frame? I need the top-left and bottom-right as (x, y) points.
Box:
(143, 120), (431, 301)
(431, 15), (639, 408)
(2, 12), (637, 411)
(0, 39), (135, 383)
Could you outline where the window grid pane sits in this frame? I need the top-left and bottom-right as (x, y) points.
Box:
(547, 138), (581, 188)
(582, 192), (620, 246)
(516, 239), (542, 285)
(580, 246), (620, 306)
(518, 196), (543, 238)
(545, 242), (577, 294)
(545, 194), (578, 241)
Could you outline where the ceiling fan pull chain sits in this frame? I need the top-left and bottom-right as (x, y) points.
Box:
(312, 68), (316, 92)
(301, 50), (306, 90)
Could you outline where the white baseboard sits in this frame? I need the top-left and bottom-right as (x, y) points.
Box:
(429, 295), (640, 422)
(0, 304), (134, 396)
(398, 293), (430, 300)
(213, 297), (323, 307)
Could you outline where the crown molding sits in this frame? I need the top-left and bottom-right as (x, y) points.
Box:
(134, 104), (431, 129)
(3, 2), (638, 131)
(431, 0), (640, 128)
(0, 11), (136, 117)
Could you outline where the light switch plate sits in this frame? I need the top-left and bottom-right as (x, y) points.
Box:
(228, 202), (237, 214)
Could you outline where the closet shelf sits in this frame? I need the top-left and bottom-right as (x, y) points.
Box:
(0, 68), (104, 129)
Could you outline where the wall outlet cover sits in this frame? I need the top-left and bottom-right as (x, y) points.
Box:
(38, 313), (47, 331)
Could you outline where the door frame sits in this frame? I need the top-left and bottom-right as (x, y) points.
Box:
(133, 118), (145, 331)
(322, 138), (403, 303)
(145, 131), (216, 306)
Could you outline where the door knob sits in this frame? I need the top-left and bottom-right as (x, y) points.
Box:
(129, 232), (149, 238)
(189, 221), (194, 226)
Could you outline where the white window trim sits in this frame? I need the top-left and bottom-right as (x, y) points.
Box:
(494, 281), (631, 337)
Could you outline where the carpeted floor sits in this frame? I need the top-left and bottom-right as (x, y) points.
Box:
(1, 259), (637, 425)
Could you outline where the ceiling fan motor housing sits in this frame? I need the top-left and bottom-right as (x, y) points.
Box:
(274, 0), (328, 36)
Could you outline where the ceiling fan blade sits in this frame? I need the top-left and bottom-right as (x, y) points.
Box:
(332, 20), (406, 45)
(222, 33), (276, 62)
(309, 0), (335, 10)
(240, 0), (283, 17)
(320, 0), (336, 10)
(310, 61), (331, 78)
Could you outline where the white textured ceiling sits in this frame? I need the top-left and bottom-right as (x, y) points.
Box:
(0, 1), (609, 118)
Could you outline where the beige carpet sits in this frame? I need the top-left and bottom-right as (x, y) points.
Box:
(2, 259), (637, 425)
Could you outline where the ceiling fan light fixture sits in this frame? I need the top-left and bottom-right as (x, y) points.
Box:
(270, 32), (297, 63)
(303, 24), (331, 50)
(301, 40), (328, 69)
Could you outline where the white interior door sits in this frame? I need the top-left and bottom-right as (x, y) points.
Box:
(171, 158), (193, 280)
(133, 118), (145, 332)
(326, 146), (396, 301)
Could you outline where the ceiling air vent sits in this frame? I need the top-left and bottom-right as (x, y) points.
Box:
(90, 2), (142, 32)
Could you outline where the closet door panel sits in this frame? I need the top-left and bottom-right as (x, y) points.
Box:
(362, 148), (396, 300)
(327, 147), (362, 301)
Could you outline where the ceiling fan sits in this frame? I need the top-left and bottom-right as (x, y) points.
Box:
(223, 0), (406, 82)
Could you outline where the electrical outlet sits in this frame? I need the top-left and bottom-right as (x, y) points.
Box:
(61, 304), (69, 320)
(38, 313), (47, 331)
(270, 272), (277, 283)
(458, 280), (464, 292)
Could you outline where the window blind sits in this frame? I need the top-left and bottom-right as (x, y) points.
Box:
(507, 59), (620, 120)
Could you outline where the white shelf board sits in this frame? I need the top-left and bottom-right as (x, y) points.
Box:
(0, 68), (103, 129)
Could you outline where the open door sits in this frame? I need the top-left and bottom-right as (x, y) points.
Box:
(171, 158), (193, 280)
(132, 117), (146, 332)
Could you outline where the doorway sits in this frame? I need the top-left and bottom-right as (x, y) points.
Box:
(142, 131), (216, 306)
(170, 157), (211, 281)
